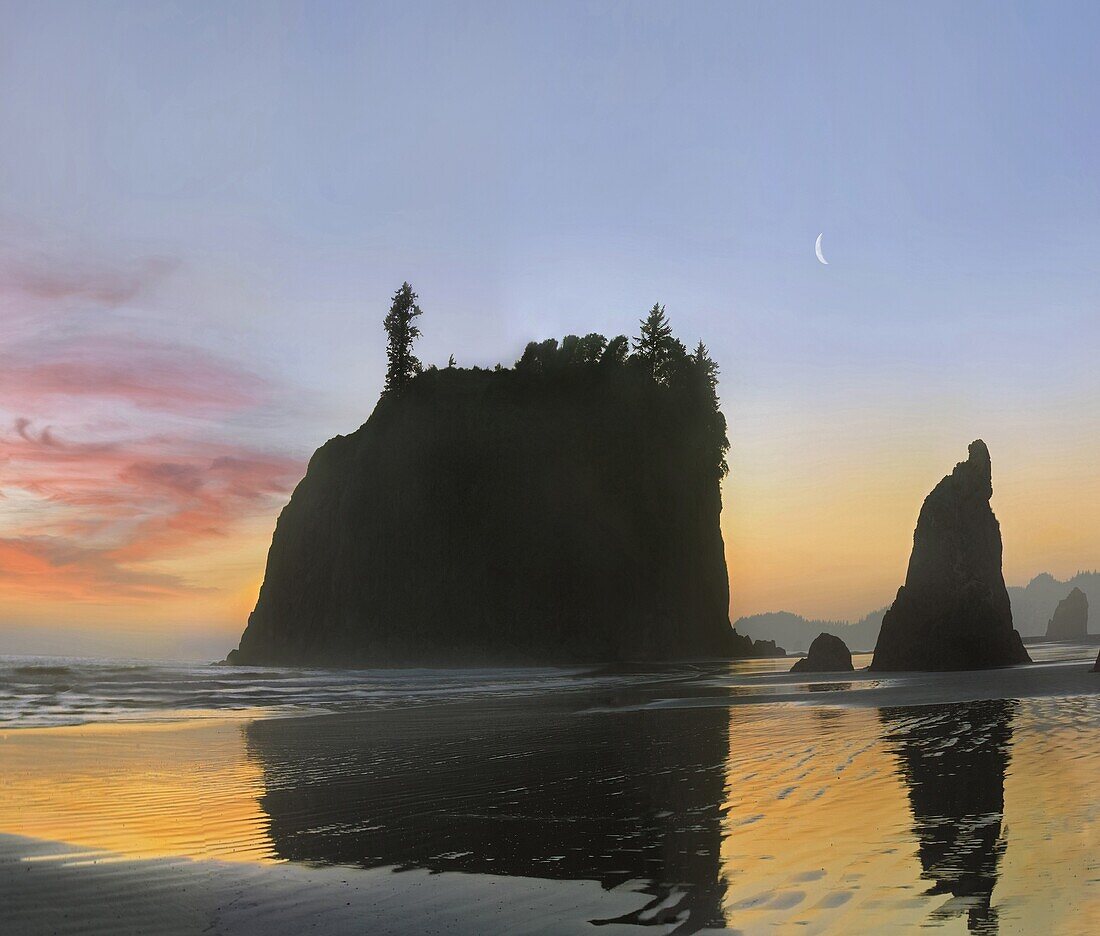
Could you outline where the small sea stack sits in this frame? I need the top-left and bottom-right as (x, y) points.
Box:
(871, 440), (1031, 672)
(790, 633), (854, 674)
(1045, 587), (1088, 641)
(750, 638), (787, 659)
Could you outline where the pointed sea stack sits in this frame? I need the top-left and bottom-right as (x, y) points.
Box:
(870, 440), (1031, 671)
(1045, 587), (1088, 641)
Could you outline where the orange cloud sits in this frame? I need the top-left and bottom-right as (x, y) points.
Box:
(0, 536), (190, 601)
(0, 420), (302, 603)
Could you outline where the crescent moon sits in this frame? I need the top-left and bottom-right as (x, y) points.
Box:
(815, 233), (828, 265)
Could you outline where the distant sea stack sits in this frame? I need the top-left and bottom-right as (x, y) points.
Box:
(1044, 587), (1088, 641)
(231, 322), (774, 666)
(1005, 571), (1100, 638)
(747, 638), (787, 659)
(870, 441), (1031, 671)
(790, 632), (854, 673)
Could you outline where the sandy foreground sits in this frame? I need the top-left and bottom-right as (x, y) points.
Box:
(0, 650), (1097, 935)
(1, 833), (666, 936)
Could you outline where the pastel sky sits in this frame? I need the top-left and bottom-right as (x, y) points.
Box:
(1, 1), (1098, 659)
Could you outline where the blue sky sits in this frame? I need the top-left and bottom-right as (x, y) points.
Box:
(1, 1), (1098, 656)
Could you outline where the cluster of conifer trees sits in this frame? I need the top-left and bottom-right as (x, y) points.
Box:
(382, 282), (729, 479)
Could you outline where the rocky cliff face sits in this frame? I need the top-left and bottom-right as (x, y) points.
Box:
(870, 440), (1031, 671)
(232, 364), (766, 666)
(1045, 587), (1088, 640)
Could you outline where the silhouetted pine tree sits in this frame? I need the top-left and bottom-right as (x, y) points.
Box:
(633, 303), (678, 384)
(690, 340), (729, 478)
(692, 341), (719, 398)
(383, 282), (423, 395)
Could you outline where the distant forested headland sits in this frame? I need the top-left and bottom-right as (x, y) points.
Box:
(230, 284), (782, 666)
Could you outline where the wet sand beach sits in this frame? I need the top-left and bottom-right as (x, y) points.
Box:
(1, 648), (1097, 935)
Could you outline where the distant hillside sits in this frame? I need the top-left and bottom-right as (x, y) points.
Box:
(737, 570), (1099, 651)
(1008, 572), (1099, 638)
(734, 608), (887, 654)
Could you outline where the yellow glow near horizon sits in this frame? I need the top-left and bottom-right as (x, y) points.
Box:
(723, 409), (1100, 623)
(2, 405), (1097, 654)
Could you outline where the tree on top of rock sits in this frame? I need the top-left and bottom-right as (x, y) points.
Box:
(688, 340), (729, 479)
(633, 303), (679, 384)
(383, 282), (423, 396)
(692, 341), (719, 400)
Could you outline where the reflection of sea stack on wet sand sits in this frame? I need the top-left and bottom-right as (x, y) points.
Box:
(881, 700), (1015, 933)
(871, 441), (1031, 671)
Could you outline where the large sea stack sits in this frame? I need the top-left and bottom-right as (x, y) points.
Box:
(870, 440), (1030, 671)
(231, 337), (770, 666)
(1044, 587), (1088, 641)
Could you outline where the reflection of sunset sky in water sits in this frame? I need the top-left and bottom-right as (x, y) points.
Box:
(0, 718), (274, 864)
(1, 688), (1097, 933)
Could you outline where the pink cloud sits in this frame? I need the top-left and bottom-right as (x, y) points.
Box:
(120, 461), (206, 495)
(0, 241), (307, 607)
(0, 252), (175, 306)
(13, 417), (119, 454)
(0, 335), (270, 414)
(0, 420), (303, 601)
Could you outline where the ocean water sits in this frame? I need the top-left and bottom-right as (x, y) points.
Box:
(2, 642), (1095, 729)
(1, 644), (1098, 934)
(0, 655), (759, 729)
